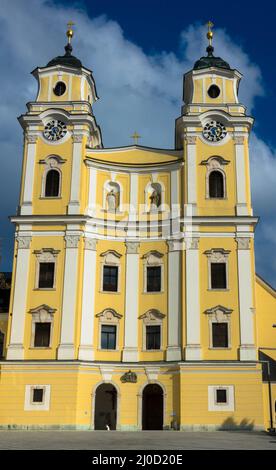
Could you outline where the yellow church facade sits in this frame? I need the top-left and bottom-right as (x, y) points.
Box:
(0, 24), (275, 431)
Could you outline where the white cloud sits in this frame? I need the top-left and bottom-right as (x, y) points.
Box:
(0, 0), (275, 285)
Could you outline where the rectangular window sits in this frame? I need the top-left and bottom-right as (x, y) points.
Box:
(34, 323), (51, 347)
(216, 389), (227, 404)
(146, 266), (161, 292)
(101, 325), (116, 350)
(212, 323), (228, 348)
(146, 325), (161, 350)
(38, 262), (55, 288)
(103, 266), (118, 292)
(32, 388), (44, 403)
(211, 262), (227, 289)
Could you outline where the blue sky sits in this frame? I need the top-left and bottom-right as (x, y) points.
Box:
(0, 0), (276, 286)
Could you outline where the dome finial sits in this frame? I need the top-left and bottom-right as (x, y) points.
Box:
(206, 20), (214, 56)
(66, 21), (75, 44)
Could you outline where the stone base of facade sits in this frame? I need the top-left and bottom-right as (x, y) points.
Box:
(0, 361), (269, 431)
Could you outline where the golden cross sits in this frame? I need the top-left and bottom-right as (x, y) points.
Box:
(66, 21), (75, 43)
(206, 20), (214, 46)
(131, 131), (141, 145)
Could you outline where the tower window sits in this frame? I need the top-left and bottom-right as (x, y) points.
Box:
(212, 323), (229, 348)
(32, 388), (44, 403)
(34, 323), (51, 347)
(215, 389), (227, 404)
(211, 262), (227, 289)
(45, 169), (60, 197)
(38, 262), (55, 289)
(103, 266), (118, 292)
(146, 325), (161, 350)
(208, 84), (220, 99)
(101, 325), (116, 350)
(53, 81), (66, 96)
(209, 171), (224, 198)
(146, 266), (161, 292)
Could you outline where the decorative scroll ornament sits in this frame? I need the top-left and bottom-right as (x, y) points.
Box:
(120, 370), (137, 383)
(64, 235), (80, 248)
(126, 241), (140, 254)
(235, 237), (250, 250)
(16, 236), (32, 249)
(84, 238), (97, 251)
(185, 237), (199, 250)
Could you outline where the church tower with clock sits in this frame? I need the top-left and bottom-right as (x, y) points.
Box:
(0, 23), (275, 432)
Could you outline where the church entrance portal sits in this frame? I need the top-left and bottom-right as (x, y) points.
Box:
(94, 383), (117, 430)
(142, 384), (163, 430)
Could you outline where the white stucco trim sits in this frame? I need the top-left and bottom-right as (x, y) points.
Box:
(57, 235), (80, 359)
(208, 385), (235, 412)
(236, 239), (256, 360)
(122, 243), (139, 362)
(7, 236), (32, 359)
(78, 241), (97, 361)
(185, 239), (201, 360)
(24, 384), (51, 411)
(166, 247), (182, 361)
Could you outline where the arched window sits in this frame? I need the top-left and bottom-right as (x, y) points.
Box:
(45, 169), (60, 197)
(0, 331), (4, 357)
(209, 170), (224, 198)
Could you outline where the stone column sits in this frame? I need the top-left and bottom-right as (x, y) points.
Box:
(68, 133), (83, 214)
(236, 237), (257, 360)
(78, 238), (97, 361)
(57, 234), (80, 360)
(185, 237), (201, 360)
(21, 134), (37, 215)
(7, 235), (32, 359)
(234, 135), (249, 216)
(166, 240), (182, 361)
(185, 135), (197, 216)
(122, 241), (140, 362)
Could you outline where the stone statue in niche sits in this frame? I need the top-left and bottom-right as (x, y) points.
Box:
(149, 189), (161, 210)
(107, 189), (117, 211)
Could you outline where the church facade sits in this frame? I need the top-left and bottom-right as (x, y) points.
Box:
(0, 24), (275, 431)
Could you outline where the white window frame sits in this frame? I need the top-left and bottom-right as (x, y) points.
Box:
(208, 385), (235, 411)
(24, 384), (51, 411)
(201, 156), (229, 200)
(204, 248), (230, 291)
(139, 309), (165, 352)
(29, 304), (56, 349)
(34, 248), (59, 290)
(100, 250), (122, 293)
(142, 250), (164, 294)
(40, 155), (65, 199)
(96, 308), (122, 351)
(205, 305), (233, 350)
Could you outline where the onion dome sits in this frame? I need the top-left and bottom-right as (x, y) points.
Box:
(193, 21), (230, 71)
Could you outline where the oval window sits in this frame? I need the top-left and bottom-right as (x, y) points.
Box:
(53, 81), (66, 96)
(208, 85), (220, 99)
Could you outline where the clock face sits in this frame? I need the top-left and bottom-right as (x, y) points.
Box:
(203, 120), (227, 142)
(44, 120), (67, 142)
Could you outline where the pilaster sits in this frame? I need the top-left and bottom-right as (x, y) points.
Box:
(166, 240), (182, 361)
(7, 235), (32, 359)
(185, 237), (202, 360)
(236, 236), (257, 361)
(57, 234), (80, 360)
(122, 241), (140, 362)
(21, 134), (38, 215)
(78, 238), (97, 361)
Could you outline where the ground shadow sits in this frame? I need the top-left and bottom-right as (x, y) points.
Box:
(219, 416), (254, 431)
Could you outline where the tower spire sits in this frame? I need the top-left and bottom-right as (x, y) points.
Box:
(64, 21), (75, 57)
(206, 20), (214, 57)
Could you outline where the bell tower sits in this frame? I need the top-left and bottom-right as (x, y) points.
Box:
(175, 21), (253, 218)
(18, 22), (102, 217)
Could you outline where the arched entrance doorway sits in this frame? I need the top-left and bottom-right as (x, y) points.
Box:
(142, 384), (163, 430)
(94, 383), (117, 430)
